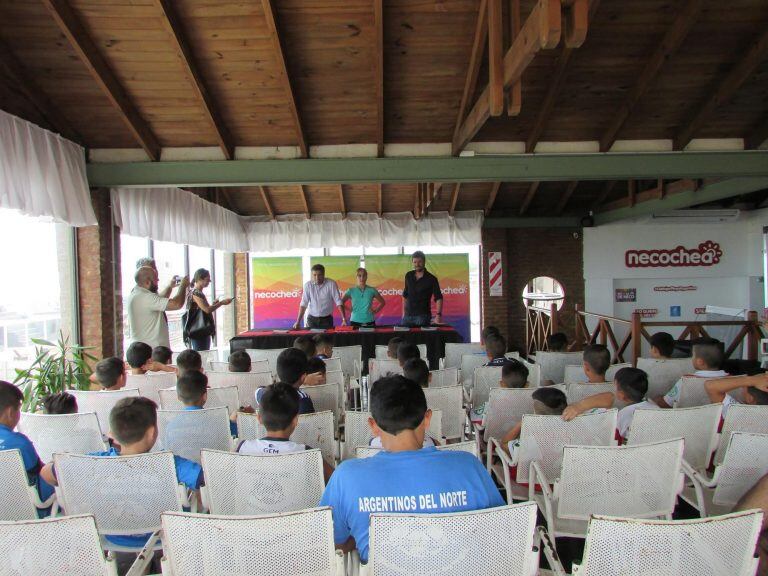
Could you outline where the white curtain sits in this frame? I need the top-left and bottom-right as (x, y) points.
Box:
(111, 187), (248, 252)
(0, 110), (96, 226)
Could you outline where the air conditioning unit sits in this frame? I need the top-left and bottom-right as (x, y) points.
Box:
(648, 209), (740, 223)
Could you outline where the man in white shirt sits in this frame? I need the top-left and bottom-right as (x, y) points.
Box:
(293, 264), (346, 329)
(126, 266), (188, 348)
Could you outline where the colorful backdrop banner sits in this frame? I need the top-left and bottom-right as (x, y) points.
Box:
(309, 256), (361, 324)
(251, 256), (302, 329)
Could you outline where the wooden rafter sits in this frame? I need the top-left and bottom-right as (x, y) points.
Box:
(745, 116), (768, 150)
(488, 0), (504, 116)
(454, 0), (562, 155)
(297, 184), (309, 216)
(628, 179), (637, 207)
(258, 185), (274, 218)
(599, 0), (703, 152)
(154, 0), (234, 160)
(425, 183), (443, 210)
(591, 180), (617, 209)
(485, 181), (502, 215)
(507, 0), (522, 116)
(261, 0), (308, 158)
(41, 0), (161, 160)
(674, 27), (768, 151)
(414, 183), (421, 219)
(376, 183), (383, 216)
(338, 184), (346, 217)
(519, 181), (540, 215)
(449, 183), (461, 215)
(374, 0), (384, 157)
(453, 0), (488, 150)
(555, 180), (578, 214)
(600, 178), (703, 212)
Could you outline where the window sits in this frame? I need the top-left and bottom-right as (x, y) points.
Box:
(522, 276), (565, 311)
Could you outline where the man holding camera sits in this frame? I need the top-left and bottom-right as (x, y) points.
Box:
(127, 264), (189, 348)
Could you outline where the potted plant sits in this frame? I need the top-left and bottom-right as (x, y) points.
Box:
(13, 333), (97, 412)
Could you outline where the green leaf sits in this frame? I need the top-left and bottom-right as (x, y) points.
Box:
(30, 338), (55, 347)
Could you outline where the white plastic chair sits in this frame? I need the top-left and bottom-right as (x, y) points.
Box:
(134, 372), (177, 405)
(480, 387), (537, 444)
(429, 367), (459, 387)
(244, 348), (287, 376)
(714, 403), (768, 465)
(436, 440), (479, 458)
(159, 508), (343, 576)
(374, 343), (427, 361)
(70, 388), (140, 434)
(332, 345), (362, 380)
(534, 351), (583, 384)
(461, 353), (490, 386)
(628, 403), (722, 470)
(0, 514), (120, 575)
(636, 357), (694, 398)
(532, 439), (685, 539)
(209, 359), (271, 373)
(200, 449), (324, 515)
(322, 356), (343, 374)
(0, 449), (54, 521)
(442, 343), (484, 369)
(674, 376), (715, 408)
(563, 362), (632, 384)
(423, 385), (464, 440)
(237, 411), (338, 464)
(303, 383), (341, 425)
(155, 407), (234, 463)
(519, 357), (541, 387)
(354, 446), (381, 459)
(158, 385), (240, 415)
(171, 350), (218, 365)
(565, 382), (615, 405)
(471, 365), (503, 408)
(207, 372), (270, 408)
(366, 503), (539, 576)
(368, 359), (402, 385)
(53, 451), (187, 552)
(342, 410), (373, 460)
(18, 412), (106, 462)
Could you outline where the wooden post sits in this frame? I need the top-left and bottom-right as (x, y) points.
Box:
(747, 310), (759, 361)
(550, 302), (559, 334)
(573, 303), (582, 348)
(631, 311), (642, 367)
(599, 320), (607, 346)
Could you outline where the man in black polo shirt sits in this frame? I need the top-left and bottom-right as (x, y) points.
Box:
(401, 251), (443, 327)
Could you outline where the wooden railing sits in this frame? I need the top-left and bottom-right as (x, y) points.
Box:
(525, 302), (559, 357)
(573, 304), (633, 362)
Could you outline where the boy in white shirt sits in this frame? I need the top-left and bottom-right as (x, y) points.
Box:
(704, 372), (768, 416)
(655, 339), (728, 408)
(582, 344), (611, 384)
(612, 367), (658, 441)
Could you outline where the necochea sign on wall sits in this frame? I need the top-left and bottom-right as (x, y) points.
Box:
(625, 241), (723, 268)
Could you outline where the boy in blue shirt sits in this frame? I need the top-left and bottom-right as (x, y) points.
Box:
(176, 370), (242, 436)
(320, 375), (504, 563)
(483, 334), (508, 366)
(176, 348), (203, 377)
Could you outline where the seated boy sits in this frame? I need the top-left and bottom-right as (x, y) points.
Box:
(483, 334), (507, 366)
(152, 345), (173, 366)
(470, 359), (529, 425)
(396, 342), (421, 367)
(238, 383), (334, 481)
(306, 357), (328, 385)
(481, 325), (500, 346)
(649, 332), (675, 360)
(294, 335), (316, 359)
(546, 332), (568, 352)
(256, 348), (315, 414)
(126, 341), (176, 375)
(94, 357), (127, 391)
(314, 334), (334, 360)
(403, 358), (431, 388)
(386, 337), (404, 360)
(228, 350), (252, 373)
(704, 372), (768, 416)
(176, 348), (203, 377)
(320, 374), (504, 562)
(581, 344), (611, 384)
(177, 371), (239, 436)
(42, 392), (78, 415)
(655, 339), (728, 409)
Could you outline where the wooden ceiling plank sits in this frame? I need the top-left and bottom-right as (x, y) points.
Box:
(599, 0), (703, 152)
(41, 0), (161, 160)
(452, 0), (488, 150)
(449, 183), (462, 215)
(745, 116), (768, 150)
(374, 0), (384, 157)
(485, 181), (502, 215)
(488, 0), (504, 116)
(154, 0), (234, 160)
(519, 181), (540, 215)
(600, 178), (702, 213)
(377, 183), (382, 216)
(258, 185), (274, 218)
(261, 0), (308, 158)
(454, 0), (562, 155)
(674, 27), (768, 151)
(591, 180), (617, 209)
(555, 180), (578, 214)
(297, 184), (309, 216)
(507, 0), (522, 116)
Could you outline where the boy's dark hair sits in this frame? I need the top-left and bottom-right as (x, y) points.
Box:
(583, 344), (610, 376)
(693, 339), (724, 370)
(747, 386), (768, 405)
(370, 375), (427, 435)
(176, 371), (208, 405)
(403, 358), (430, 388)
(501, 359), (529, 388)
(649, 332), (675, 358)
(482, 325), (500, 342)
(307, 357), (327, 375)
(397, 342), (421, 365)
(293, 336), (316, 359)
(151, 346), (173, 365)
(387, 337), (404, 358)
(42, 392), (77, 415)
(311, 263), (325, 274)
(109, 397), (158, 445)
(485, 334), (506, 359)
(0, 380), (23, 412)
(95, 357), (125, 389)
(614, 367), (648, 403)
(176, 349), (202, 375)
(228, 350), (252, 373)
(313, 333), (333, 349)
(259, 383), (301, 431)
(126, 342), (152, 368)
(532, 387), (568, 415)
(276, 347), (309, 386)
(547, 332), (568, 352)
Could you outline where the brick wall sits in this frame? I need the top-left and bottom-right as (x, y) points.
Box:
(233, 253), (250, 334)
(481, 228), (510, 344)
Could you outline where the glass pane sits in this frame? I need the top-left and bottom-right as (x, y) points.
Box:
(153, 240), (187, 351)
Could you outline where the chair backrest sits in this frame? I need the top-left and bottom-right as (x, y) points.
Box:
(369, 359), (402, 385)
(427, 409), (443, 440)
(535, 351), (584, 384)
(18, 412), (106, 462)
(355, 446), (381, 459)
(134, 372), (177, 405)
(578, 511), (764, 576)
(423, 385), (464, 440)
(378, 343), (427, 361)
(557, 439), (684, 521)
(303, 383), (341, 424)
(172, 349), (218, 365)
(160, 508), (339, 576)
(436, 440), (479, 458)
(715, 404), (768, 465)
(461, 353), (489, 385)
(54, 451), (184, 536)
(209, 359), (271, 374)
(443, 343), (484, 369)
(565, 382), (615, 405)
(0, 449), (38, 521)
(206, 372), (271, 409)
(675, 376), (712, 408)
(322, 357), (342, 374)
(156, 407), (232, 463)
(237, 411), (337, 463)
(429, 367), (459, 387)
(343, 410), (373, 460)
(628, 404), (722, 470)
(368, 503), (538, 576)
(332, 345), (362, 379)
(564, 363), (632, 384)
(200, 449), (324, 515)
(636, 357), (694, 399)
(713, 432), (768, 507)
(519, 358), (541, 387)
(0, 514), (118, 576)
(516, 409), (618, 484)
(159, 386), (239, 415)
(244, 348), (286, 376)
(70, 388), (140, 433)
(471, 366), (503, 408)
(483, 387), (537, 443)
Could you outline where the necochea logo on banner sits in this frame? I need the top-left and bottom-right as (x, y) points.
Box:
(253, 290), (301, 299)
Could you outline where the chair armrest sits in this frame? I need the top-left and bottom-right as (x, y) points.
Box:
(537, 526), (567, 576)
(530, 461), (556, 533)
(333, 550), (345, 576)
(30, 485), (56, 510)
(486, 436), (498, 472)
(125, 529), (162, 576)
(681, 458), (713, 517)
(494, 440), (515, 469)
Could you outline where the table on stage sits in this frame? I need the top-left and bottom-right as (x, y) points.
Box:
(230, 326), (463, 370)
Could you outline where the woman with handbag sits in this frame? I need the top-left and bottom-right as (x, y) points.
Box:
(183, 268), (233, 351)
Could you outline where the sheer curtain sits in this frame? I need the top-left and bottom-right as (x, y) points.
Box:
(0, 110), (95, 226)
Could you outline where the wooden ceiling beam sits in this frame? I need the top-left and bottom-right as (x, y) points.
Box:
(599, 0), (703, 152)
(425, 183), (444, 210)
(519, 181), (540, 215)
(338, 184), (346, 217)
(745, 116), (768, 150)
(485, 181), (502, 215)
(674, 27), (768, 151)
(154, 0), (234, 160)
(261, 0), (308, 158)
(600, 178), (703, 212)
(374, 0), (384, 157)
(376, 183), (383, 216)
(453, 0), (563, 155)
(414, 183), (421, 219)
(507, 0), (522, 116)
(297, 184), (309, 216)
(258, 185), (274, 219)
(628, 179), (637, 207)
(555, 180), (579, 214)
(41, 0), (161, 160)
(591, 180), (617, 209)
(449, 183), (461, 215)
(488, 0), (504, 116)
